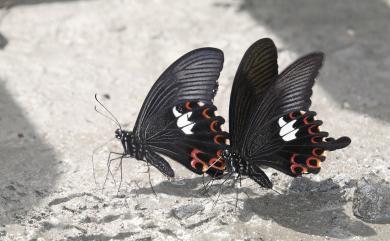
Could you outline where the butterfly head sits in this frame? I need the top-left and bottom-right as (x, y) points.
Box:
(114, 129), (122, 139)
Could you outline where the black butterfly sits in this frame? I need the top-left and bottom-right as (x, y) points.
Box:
(98, 48), (228, 179)
(190, 38), (351, 188)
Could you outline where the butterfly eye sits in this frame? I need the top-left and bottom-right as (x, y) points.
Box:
(115, 129), (122, 138)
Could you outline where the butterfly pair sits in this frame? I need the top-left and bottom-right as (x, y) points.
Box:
(107, 38), (351, 189)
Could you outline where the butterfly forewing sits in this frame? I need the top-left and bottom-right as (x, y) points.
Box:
(133, 48), (223, 140)
(229, 38), (278, 152)
(241, 53), (324, 159)
(130, 48), (226, 177)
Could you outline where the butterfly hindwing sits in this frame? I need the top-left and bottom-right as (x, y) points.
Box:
(149, 101), (228, 176)
(252, 111), (351, 177)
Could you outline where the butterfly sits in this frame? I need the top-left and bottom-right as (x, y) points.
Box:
(189, 38), (351, 188)
(96, 48), (228, 179)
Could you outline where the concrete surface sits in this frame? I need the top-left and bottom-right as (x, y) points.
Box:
(0, 0), (389, 240)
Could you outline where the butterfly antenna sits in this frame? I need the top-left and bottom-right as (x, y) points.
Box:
(102, 152), (121, 193)
(204, 155), (223, 172)
(94, 94), (122, 130)
(116, 156), (124, 196)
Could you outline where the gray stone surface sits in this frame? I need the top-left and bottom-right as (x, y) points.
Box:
(0, 0), (390, 240)
(171, 204), (205, 220)
(353, 174), (390, 224)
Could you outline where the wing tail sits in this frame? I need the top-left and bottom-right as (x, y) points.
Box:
(145, 150), (175, 177)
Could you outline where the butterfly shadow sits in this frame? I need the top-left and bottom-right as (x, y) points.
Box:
(236, 0), (390, 122)
(238, 177), (376, 238)
(0, 81), (59, 225)
(130, 176), (258, 199)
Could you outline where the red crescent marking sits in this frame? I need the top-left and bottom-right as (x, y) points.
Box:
(209, 158), (225, 171)
(210, 121), (218, 132)
(308, 125), (319, 135)
(185, 101), (192, 110)
(303, 116), (310, 125)
(306, 157), (321, 168)
(288, 112), (295, 120)
(202, 108), (211, 119)
(190, 149), (208, 172)
(290, 153), (297, 164)
(291, 164), (302, 175)
(214, 135), (224, 144)
(312, 148), (323, 156)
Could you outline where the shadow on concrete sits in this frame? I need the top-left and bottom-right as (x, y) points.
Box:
(0, 81), (58, 225)
(131, 176), (258, 198)
(0, 32), (7, 49)
(239, 178), (376, 238)
(0, 0), (92, 8)
(237, 0), (390, 122)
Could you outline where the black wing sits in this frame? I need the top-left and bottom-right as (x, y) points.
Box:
(147, 101), (228, 177)
(229, 38), (278, 151)
(133, 48), (223, 139)
(132, 48), (225, 176)
(230, 39), (350, 186)
(242, 52), (324, 158)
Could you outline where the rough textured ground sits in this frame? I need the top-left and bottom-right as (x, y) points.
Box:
(0, 0), (389, 240)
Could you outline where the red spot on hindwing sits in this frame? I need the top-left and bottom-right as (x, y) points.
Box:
(202, 108), (211, 119)
(190, 149), (208, 172)
(210, 121), (218, 132)
(185, 101), (192, 110)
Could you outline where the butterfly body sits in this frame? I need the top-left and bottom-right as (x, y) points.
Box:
(100, 48), (227, 179)
(115, 129), (145, 160)
(221, 149), (246, 175)
(188, 38), (351, 189)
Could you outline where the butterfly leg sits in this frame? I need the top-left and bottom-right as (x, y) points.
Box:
(102, 152), (125, 192)
(200, 174), (211, 197)
(116, 155), (124, 196)
(146, 161), (157, 197)
(91, 138), (116, 186)
(234, 179), (239, 211)
(212, 172), (234, 208)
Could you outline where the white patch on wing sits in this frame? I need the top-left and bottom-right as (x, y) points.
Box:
(282, 129), (299, 141)
(177, 112), (194, 134)
(172, 106), (181, 117)
(279, 119), (298, 141)
(278, 117), (287, 127)
(181, 123), (195, 134)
